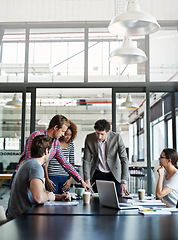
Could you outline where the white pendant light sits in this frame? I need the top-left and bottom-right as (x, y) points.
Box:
(38, 114), (49, 126)
(119, 113), (129, 125)
(120, 93), (138, 109)
(4, 93), (22, 108)
(109, 37), (147, 64)
(108, 0), (160, 36)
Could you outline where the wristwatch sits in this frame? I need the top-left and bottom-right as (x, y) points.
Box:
(121, 180), (127, 184)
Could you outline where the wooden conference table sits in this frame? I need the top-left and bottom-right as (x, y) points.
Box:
(1, 197), (178, 240)
(0, 173), (12, 188)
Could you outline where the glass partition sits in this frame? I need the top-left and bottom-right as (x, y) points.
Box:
(0, 29), (25, 83)
(116, 93), (146, 163)
(28, 28), (84, 82)
(88, 28), (146, 82)
(0, 93), (22, 170)
(36, 88), (111, 165)
(150, 28), (178, 82)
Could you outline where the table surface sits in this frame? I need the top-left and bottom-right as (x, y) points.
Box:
(25, 196), (140, 216)
(1, 214), (178, 240)
(0, 174), (12, 179)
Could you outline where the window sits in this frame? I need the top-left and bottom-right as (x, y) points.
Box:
(0, 29), (25, 83)
(152, 120), (165, 160)
(28, 28), (84, 82)
(5, 138), (20, 150)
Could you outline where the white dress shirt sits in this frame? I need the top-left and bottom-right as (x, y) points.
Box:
(97, 139), (110, 173)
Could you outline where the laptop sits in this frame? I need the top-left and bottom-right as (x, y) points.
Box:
(96, 180), (139, 210)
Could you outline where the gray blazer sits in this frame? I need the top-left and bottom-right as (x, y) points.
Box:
(83, 131), (129, 183)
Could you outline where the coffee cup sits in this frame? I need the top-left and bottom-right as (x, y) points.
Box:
(138, 189), (145, 200)
(75, 188), (85, 197)
(83, 192), (91, 204)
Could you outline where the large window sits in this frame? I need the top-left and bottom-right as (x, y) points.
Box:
(116, 93), (146, 163)
(152, 119), (165, 160)
(88, 28), (146, 82)
(28, 28), (84, 82)
(150, 27), (178, 82)
(0, 29), (26, 83)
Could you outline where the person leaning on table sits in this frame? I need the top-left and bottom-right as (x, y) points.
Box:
(83, 119), (129, 196)
(6, 135), (71, 221)
(156, 148), (178, 207)
(16, 114), (90, 191)
(46, 120), (77, 194)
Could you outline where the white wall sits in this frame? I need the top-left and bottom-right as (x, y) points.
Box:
(0, 0), (177, 23)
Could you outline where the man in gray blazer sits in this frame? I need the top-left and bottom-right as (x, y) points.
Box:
(83, 119), (129, 196)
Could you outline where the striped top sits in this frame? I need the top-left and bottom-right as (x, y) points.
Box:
(48, 142), (75, 176)
(17, 129), (81, 182)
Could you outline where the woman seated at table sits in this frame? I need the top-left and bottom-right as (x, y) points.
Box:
(156, 148), (178, 207)
(46, 120), (77, 194)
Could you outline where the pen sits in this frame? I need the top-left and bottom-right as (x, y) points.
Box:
(90, 182), (95, 189)
(88, 182), (95, 193)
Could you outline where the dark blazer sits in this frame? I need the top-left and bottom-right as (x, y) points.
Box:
(83, 131), (129, 183)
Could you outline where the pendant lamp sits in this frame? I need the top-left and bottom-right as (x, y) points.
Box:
(109, 37), (147, 64)
(38, 114), (49, 126)
(120, 93), (138, 109)
(119, 113), (129, 125)
(108, 0), (160, 36)
(4, 93), (22, 108)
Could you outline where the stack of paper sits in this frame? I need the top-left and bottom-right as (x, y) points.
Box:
(44, 201), (79, 206)
(128, 199), (166, 207)
(138, 208), (171, 215)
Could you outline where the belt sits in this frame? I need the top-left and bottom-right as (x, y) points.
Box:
(95, 169), (111, 176)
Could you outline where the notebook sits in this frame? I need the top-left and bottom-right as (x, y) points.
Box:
(96, 180), (139, 210)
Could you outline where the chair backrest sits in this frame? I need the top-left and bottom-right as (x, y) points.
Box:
(0, 162), (3, 173)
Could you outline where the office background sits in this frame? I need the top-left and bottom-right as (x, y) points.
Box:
(0, 0), (177, 195)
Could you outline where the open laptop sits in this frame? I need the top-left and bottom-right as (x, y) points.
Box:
(96, 180), (139, 210)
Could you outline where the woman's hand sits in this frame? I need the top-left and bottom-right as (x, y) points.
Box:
(62, 178), (72, 192)
(46, 178), (56, 192)
(157, 166), (165, 177)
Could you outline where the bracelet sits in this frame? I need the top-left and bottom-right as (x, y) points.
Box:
(121, 180), (127, 184)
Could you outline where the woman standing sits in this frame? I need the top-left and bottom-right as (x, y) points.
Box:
(46, 120), (77, 194)
(156, 148), (178, 207)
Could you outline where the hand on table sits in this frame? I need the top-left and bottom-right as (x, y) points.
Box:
(120, 183), (129, 196)
(55, 192), (71, 202)
(82, 180), (94, 193)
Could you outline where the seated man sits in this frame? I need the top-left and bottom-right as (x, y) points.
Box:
(6, 135), (70, 220)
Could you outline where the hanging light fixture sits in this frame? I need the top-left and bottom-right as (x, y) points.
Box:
(120, 93), (138, 109)
(108, 0), (160, 36)
(109, 37), (147, 64)
(4, 93), (22, 108)
(38, 114), (49, 126)
(118, 127), (123, 134)
(119, 112), (129, 125)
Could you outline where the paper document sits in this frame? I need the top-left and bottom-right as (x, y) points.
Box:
(130, 199), (166, 207)
(138, 208), (171, 215)
(44, 201), (79, 206)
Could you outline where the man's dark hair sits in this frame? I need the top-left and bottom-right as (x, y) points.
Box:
(94, 119), (110, 132)
(48, 114), (70, 129)
(31, 135), (53, 158)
